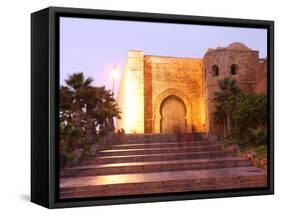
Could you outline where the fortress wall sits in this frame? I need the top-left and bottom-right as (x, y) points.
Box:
(143, 57), (153, 133)
(118, 43), (265, 135)
(256, 59), (268, 94)
(144, 56), (205, 133)
(117, 51), (144, 133)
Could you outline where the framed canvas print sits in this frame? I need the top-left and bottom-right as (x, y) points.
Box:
(31, 6), (274, 208)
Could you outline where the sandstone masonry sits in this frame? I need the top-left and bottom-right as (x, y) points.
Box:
(117, 42), (267, 134)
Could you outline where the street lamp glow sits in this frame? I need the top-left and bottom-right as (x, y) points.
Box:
(111, 64), (119, 79)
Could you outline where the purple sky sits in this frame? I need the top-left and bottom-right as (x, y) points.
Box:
(60, 17), (267, 93)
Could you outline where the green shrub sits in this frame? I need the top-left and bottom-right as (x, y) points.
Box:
(255, 145), (267, 158)
(60, 124), (83, 164)
(245, 127), (267, 147)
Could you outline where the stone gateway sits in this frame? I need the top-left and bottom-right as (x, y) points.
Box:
(117, 42), (267, 134)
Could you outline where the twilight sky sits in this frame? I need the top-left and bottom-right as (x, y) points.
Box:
(60, 17), (267, 93)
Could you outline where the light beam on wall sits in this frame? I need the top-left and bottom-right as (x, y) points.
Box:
(124, 70), (138, 133)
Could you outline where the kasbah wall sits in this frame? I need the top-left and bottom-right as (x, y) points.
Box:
(117, 42), (267, 135)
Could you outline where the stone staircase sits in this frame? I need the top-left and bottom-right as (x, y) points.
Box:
(60, 133), (267, 199)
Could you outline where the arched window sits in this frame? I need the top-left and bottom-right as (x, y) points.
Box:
(230, 64), (238, 75)
(211, 65), (219, 76)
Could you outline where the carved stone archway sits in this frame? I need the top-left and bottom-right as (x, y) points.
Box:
(153, 88), (193, 133)
(160, 95), (186, 133)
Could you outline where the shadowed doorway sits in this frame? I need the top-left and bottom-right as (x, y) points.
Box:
(160, 95), (187, 133)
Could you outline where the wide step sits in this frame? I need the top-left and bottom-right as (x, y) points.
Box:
(97, 145), (222, 157)
(60, 132), (267, 199)
(62, 157), (252, 177)
(60, 166), (267, 199)
(99, 141), (211, 150)
(120, 133), (206, 144)
(82, 151), (234, 164)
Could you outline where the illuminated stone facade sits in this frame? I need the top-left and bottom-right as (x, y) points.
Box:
(117, 42), (267, 134)
(143, 56), (205, 133)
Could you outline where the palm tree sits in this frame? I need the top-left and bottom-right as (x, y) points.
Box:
(214, 104), (227, 136)
(214, 78), (240, 137)
(103, 96), (121, 132)
(81, 86), (100, 144)
(60, 72), (122, 159)
(60, 86), (74, 124)
(217, 78), (240, 94)
(65, 73), (93, 129)
(87, 86), (121, 136)
(80, 84), (122, 143)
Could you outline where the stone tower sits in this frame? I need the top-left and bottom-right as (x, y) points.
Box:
(256, 58), (268, 94)
(203, 42), (260, 134)
(117, 50), (145, 133)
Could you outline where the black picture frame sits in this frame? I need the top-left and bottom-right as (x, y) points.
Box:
(31, 6), (274, 209)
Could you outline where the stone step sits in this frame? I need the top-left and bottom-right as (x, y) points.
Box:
(60, 166), (267, 199)
(96, 145), (222, 157)
(61, 157), (252, 177)
(99, 141), (210, 150)
(82, 151), (234, 164)
(119, 133), (206, 144)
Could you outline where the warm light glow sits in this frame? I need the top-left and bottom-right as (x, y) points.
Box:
(116, 51), (145, 134)
(124, 70), (136, 133)
(123, 69), (143, 133)
(111, 65), (119, 80)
